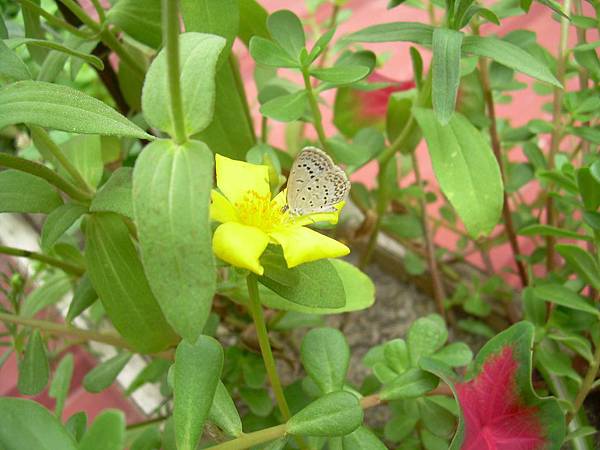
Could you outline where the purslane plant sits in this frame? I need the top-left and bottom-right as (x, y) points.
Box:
(0, 0), (599, 449)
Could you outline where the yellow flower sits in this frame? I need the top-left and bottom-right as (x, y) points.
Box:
(211, 154), (350, 275)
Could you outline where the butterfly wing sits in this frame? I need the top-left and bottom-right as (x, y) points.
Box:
(287, 147), (350, 215)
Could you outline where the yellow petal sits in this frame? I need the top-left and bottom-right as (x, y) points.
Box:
(270, 226), (350, 268)
(216, 154), (270, 205)
(211, 190), (238, 223)
(213, 222), (270, 275)
(291, 201), (345, 226)
(272, 189), (287, 210)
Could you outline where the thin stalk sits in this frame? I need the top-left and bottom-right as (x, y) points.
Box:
(58, 0), (98, 30)
(16, 0), (95, 38)
(302, 69), (331, 153)
(162, 0), (187, 144)
(0, 153), (91, 203)
(30, 126), (93, 194)
(546, 0), (571, 272)
(99, 28), (146, 80)
(0, 311), (132, 349)
(261, 116), (268, 143)
(245, 275), (291, 420)
(126, 415), (169, 430)
(412, 151), (449, 322)
(568, 338), (600, 424)
(477, 54), (529, 292)
(89, 0), (106, 22)
(0, 246), (84, 276)
(206, 394), (383, 450)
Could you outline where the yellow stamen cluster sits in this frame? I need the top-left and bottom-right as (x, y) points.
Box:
(235, 191), (286, 231)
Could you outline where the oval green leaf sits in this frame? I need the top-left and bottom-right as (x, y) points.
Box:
(83, 352), (133, 393)
(0, 169), (63, 214)
(301, 327), (350, 394)
(18, 329), (49, 396)
(78, 410), (125, 450)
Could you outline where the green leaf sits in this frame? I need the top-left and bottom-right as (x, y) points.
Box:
(195, 60), (257, 160)
(41, 203), (87, 252)
(267, 10), (305, 59)
(380, 368), (439, 400)
(255, 259), (374, 313)
(90, 167), (133, 219)
(18, 329), (49, 395)
(0, 15), (8, 39)
(556, 244), (600, 290)
(66, 276), (97, 322)
(413, 108), (503, 237)
(174, 336), (224, 450)
(577, 167), (600, 211)
(126, 358), (171, 395)
(343, 426), (387, 449)
(142, 33), (226, 137)
(59, 134), (103, 189)
(239, 386), (273, 416)
(518, 224), (592, 242)
(250, 37), (299, 68)
(107, 0), (162, 48)
(0, 81), (151, 138)
(345, 22), (434, 45)
(78, 410), (125, 450)
(301, 327), (350, 394)
(260, 90), (308, 122)
(0, 169), (63, 214)
(310, 66), (370, 85)
(258, 257), (345, 309)
(462, 35), (561, 87)
(384, 339), (410, 373)
(0, 40), (32, 81)
(181, 0), (239, 62)
(408, 314), (448, 365)
(432, 28), (464, 125)
(238, 0), (270, 46)
(5, 37), (103, 70)
(133, 140), (216, 342)
(130, 426), (162, 450)
(85, 213), (178, 352)
(287, 391), (363, 437)
(65, 412), (87, 443)
(21, 273), (71, 318)
(0, 398), (77, 450)
(532, 284), (599, 317)
(49, 353), (74, 418)
(83, 352), (133, 393)
(386, 90), (421, 153)
(381, 213), (423, 239)
(309, 28), (336, 63)
(208, 381), (243, 437)
(431, 342), (473, 367)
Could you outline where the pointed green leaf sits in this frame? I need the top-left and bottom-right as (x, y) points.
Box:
(432, 28), (464, 124)
(310, 66), (370, 85)
(66, 276), (97, 322)
(21, 273), (71, 318)
(41, 203), (87, 252)
(142, 33), (226, 137)
(59, 135), (103, 189)
(0, 40), (31, 80)
(90, 167), (133, 219)
(49, 353), (74, 418)
(0, 81), (151, 138)
(250, 37), (299, 68)
(532, 284), (600, 317)
(133, 140), (216, 342)
(126, 358), (171, 395)
(343, 426), (387, 449)
(208, 381), (243, 437)
(83, 352), (132, 393)
(174, 336), (224, 450)
(18, 329), (49, 395)
(380, 368), (439, 400)
(260, 90), (308, 122)
(414, 108), (503, 237)
(78, 410), (125, 450)
(65, 411), (87, 443)
(5, 37), (103, 70)
(107, 0), (162, 49)
(345, 22), (434, 45)
(0, 169), (62, 214)
(287, 391), (363, 437)
(0, 398), (76, 450)
(85, 213), (178, 352)
(300, 327), (350, 394)
(556, 244), (600, 290)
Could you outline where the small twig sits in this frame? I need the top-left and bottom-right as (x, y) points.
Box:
(0, 245), (85, 276)
(567, 338), (600, 424)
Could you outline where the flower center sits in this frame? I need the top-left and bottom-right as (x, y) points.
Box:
(235, 190), (285, 231)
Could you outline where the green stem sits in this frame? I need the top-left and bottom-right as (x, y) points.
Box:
(0, 311), (132, 349)
(207, 424), (288, 450)
(302, 68), (331, 153)
(0, 153), (91, 203)
(546, 0), (571, 272)
(245, 275), (291, 420)
(30, 126), (93, 193)
(0, 245), (85, 276)
(99, 28), (146, 80)
(16, 0), (95, 38)
(261, 116), (268, 143)
(162, 0), (187, 144)
(58, 0), (99, 30)
(568, 337), (600, 424)
(89, 0), (106, 22)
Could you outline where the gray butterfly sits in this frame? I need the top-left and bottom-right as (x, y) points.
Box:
(284, 147), (350, 216)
